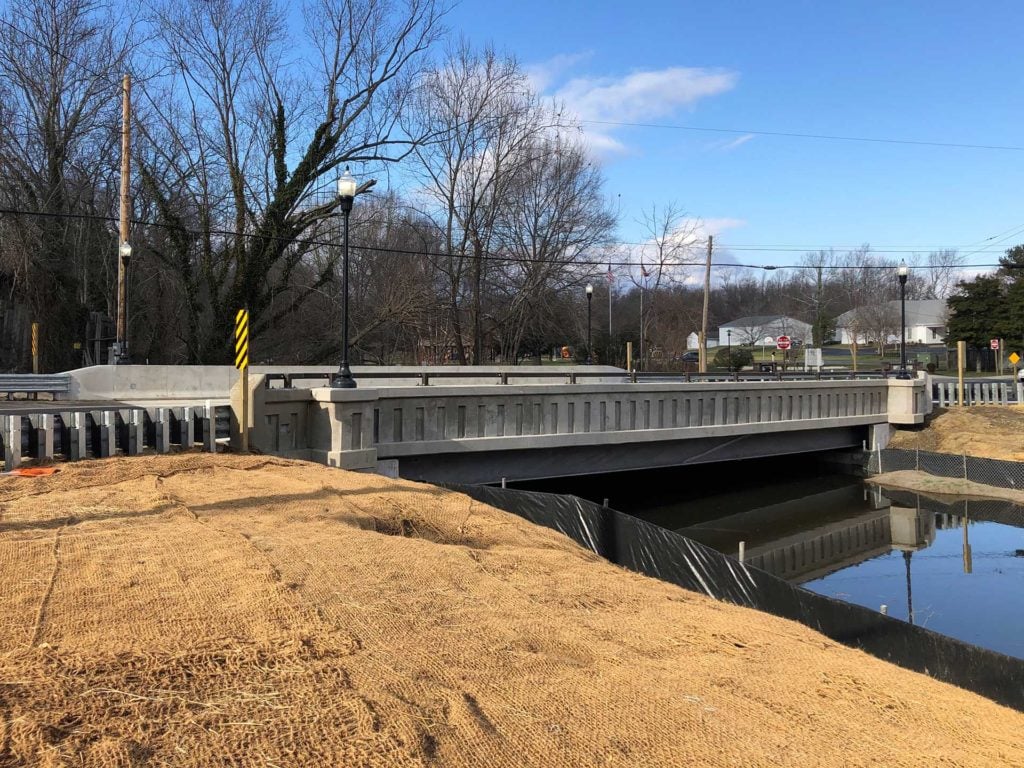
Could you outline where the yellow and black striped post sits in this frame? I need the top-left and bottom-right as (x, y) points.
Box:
(31, 322), (39, 374)
(235, 309), (250, 452)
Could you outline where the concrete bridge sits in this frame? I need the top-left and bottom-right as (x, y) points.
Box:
(0, 365), (930, 479)
(236, 368), (930, 484)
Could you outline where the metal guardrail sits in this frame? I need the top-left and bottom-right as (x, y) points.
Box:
(0, 373), (71, 398)
(0, 404), (228, 470)
(263, 369), (894, 389)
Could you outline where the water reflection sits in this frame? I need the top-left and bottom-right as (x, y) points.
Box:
(630, 478), (1024, 659)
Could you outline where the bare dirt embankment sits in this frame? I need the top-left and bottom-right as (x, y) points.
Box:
(1, 455), (1023, 767)
(889, 405), (1024, 461)
(872, 406), (1024, 499)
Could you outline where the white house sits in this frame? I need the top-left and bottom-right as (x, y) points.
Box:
(834, 299), (947, 345)
(717, 315), (812, 347)
(686, 331), (719, 349)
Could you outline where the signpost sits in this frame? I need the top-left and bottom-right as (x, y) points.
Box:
(235, 309), (250, 452)
(762, 336), (774, 362)
(1011, 351), (1020, 385)
(991, 338), (1002, 376)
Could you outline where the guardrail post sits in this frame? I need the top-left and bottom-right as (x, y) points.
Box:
(2, 415), (21, 470)
(630, 369), (637, 384)
(180, 406), (194, 449)
(155, 407), (170, 453)
(127, 409), (143, 455)
(203, 401), (216, 452)
(97, 411), (115, 458)
(35, 414), (53, 461)
(419, 372), (429, 386)
(569, 372), (577, 384)
(68, 413), (85, 461)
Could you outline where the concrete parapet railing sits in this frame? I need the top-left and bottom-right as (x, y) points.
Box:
(236, 375), (930, 476)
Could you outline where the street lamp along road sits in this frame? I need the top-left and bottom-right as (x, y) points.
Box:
(585, 283), (593, 365)
(331, 168), (376, 388)
(897, 260), (911, 379)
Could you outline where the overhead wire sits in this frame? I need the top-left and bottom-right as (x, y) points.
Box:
(0, 205), (1011, 272)
(580, 119), (1024, 153)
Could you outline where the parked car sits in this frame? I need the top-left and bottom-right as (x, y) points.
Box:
(677, 351), (700, 362)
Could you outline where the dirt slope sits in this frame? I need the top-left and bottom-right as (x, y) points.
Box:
(1, 455), (1022, 767)
(890, 405), (1024, 461)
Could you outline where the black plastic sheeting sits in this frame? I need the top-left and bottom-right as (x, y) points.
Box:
(448, 483), (1024, 712)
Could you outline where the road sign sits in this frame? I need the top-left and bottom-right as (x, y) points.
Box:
(776, 335), (791, 350)
(990, 339), (1000, 350)
(1010, 352), (1021, 365)
(235, 309), (250, 453)
(235, 310), (249, 370)
(763, 336), (774, 345)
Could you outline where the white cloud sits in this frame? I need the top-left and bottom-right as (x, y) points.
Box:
(525, 51), (592, 93)
(555, 67), (737, 124)
(535, 64), (738, 158)
(713, 133), (755, 151)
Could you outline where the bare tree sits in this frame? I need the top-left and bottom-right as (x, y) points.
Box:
(137, 0), (445, 362)
(407, 42), (559, 363)
(629, 203), (700, 367)
(0, 0), (134, 370)
(490, 132), (614, 361)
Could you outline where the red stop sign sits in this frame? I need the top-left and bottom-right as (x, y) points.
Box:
(776, 335), (792, 350)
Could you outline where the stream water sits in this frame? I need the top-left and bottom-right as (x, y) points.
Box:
(514, 458), (1024, 659)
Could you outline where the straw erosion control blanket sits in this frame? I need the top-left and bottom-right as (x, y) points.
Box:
(0, 456), (1022, 767)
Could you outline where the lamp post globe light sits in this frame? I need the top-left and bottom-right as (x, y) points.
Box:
(897, 260), (910, 379)
(332, 168), (358, 388)
(585, 283), (594, 365)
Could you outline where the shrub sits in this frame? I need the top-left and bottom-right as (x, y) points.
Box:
(713, 346), (753, 371)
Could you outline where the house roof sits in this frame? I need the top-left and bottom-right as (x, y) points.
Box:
(836, 299), (948, 328)
(719, 315), (810, 329)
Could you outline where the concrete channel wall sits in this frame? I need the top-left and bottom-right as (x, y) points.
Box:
(238, 375), (930, 482)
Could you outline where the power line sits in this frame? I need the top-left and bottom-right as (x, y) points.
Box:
(580, 119), (1024, 153)
(0, 205), (1009, 272)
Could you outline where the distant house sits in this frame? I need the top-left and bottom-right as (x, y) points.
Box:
(686, 331), (719, 349)
(717, 315), (812, 347)
(834, 300), (947, 345)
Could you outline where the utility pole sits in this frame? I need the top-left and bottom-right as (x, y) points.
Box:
(114, 73), (131, 364)
(699, 235), (713, 372)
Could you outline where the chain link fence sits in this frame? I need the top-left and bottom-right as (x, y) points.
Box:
(866, 446), (1024, 490)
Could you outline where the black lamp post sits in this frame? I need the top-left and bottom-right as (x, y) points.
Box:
(585, 283), (593, 364)
(727, 329), (732, 371)
(897, 260), (911, 379)
(332, 168), (358, 388)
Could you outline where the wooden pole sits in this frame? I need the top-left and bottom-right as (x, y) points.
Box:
(115, 74), (131, 362)
(699, 235), (712, 373)
(31, 322), (39, 374)
(626, 341), (633, 373)
(957, 340), (966, 406)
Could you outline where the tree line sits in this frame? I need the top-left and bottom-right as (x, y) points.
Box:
(0, 0), (970, 372)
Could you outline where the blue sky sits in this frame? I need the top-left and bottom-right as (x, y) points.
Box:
(446, 0), (1024, 270)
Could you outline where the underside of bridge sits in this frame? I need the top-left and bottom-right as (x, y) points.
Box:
(389, 426), (868, 485)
